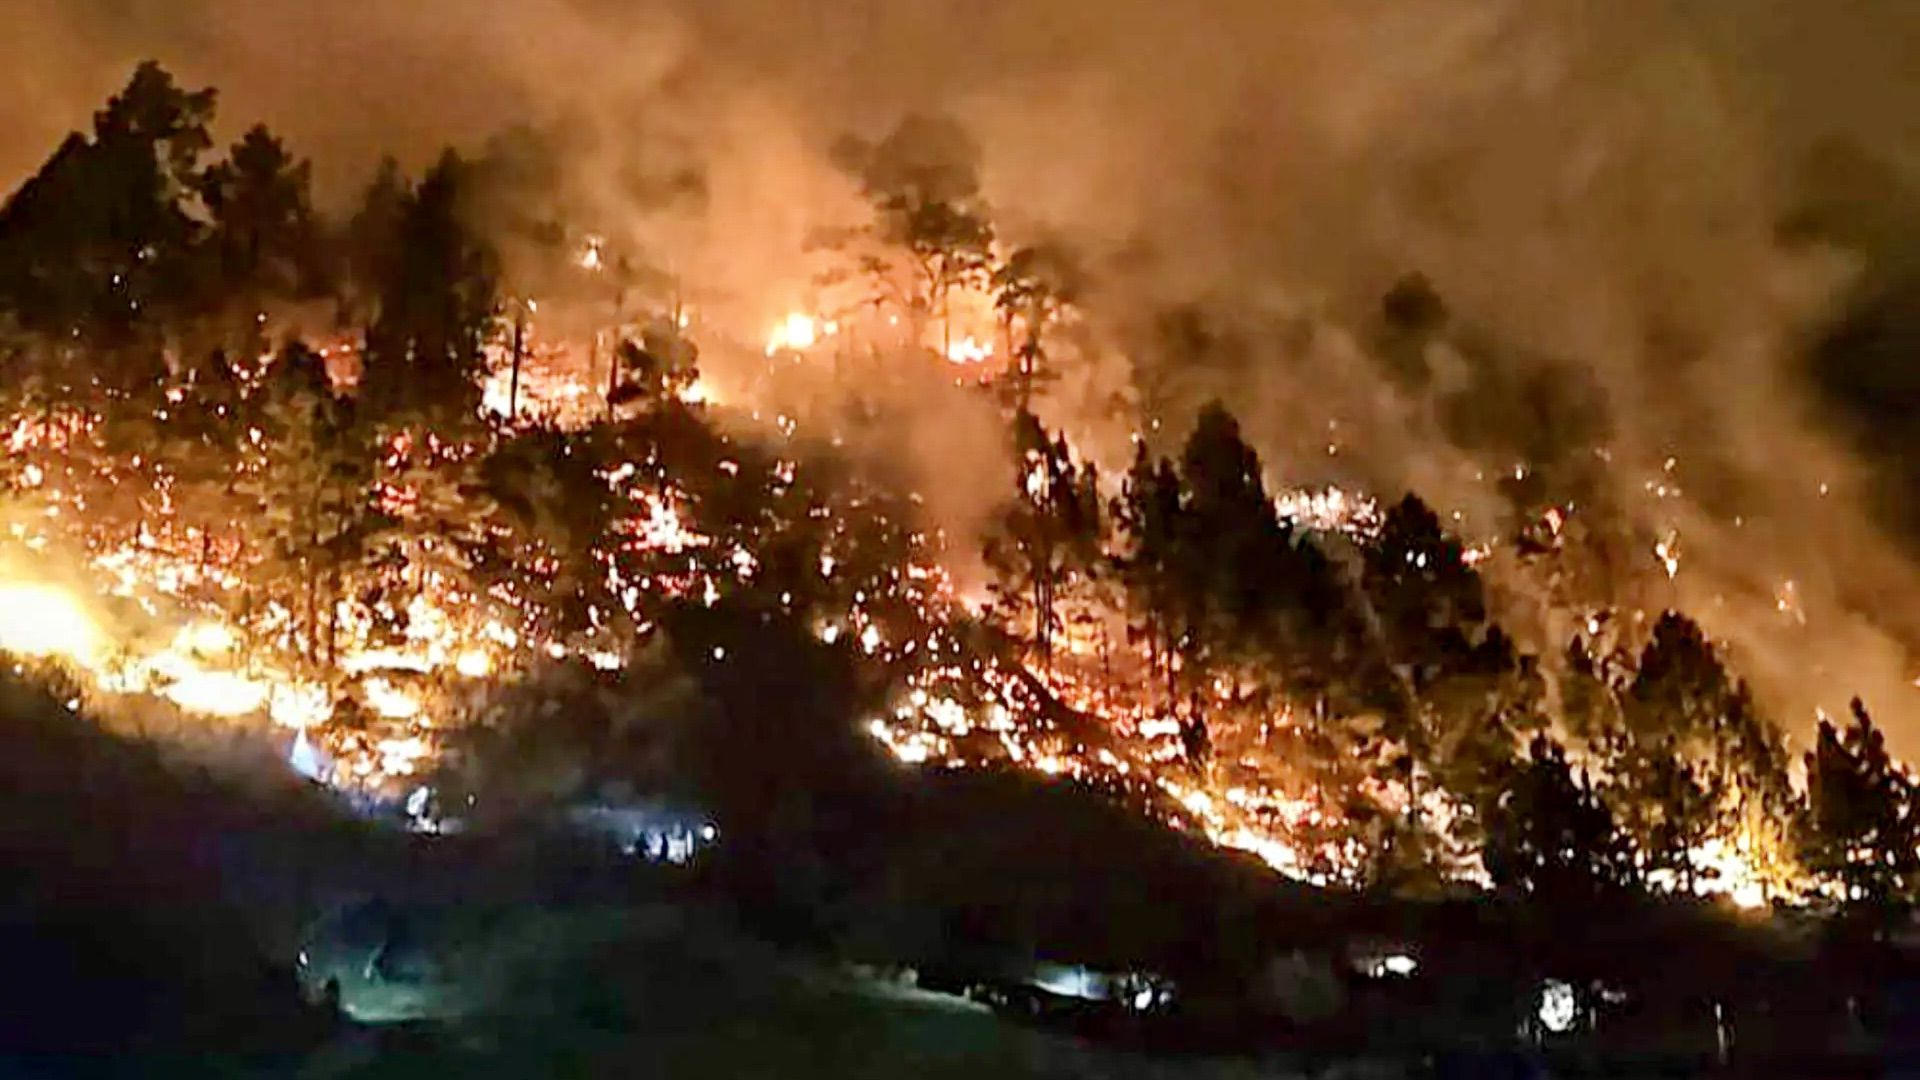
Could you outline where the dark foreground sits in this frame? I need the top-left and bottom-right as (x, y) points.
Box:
(0, 663), (1912, 1080)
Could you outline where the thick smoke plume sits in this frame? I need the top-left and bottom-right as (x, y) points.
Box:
(9, 0), (1920, 750)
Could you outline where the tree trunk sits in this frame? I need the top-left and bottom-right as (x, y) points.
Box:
(605, 331), (620, 416)
(303, 557), (317, 666)
(606, 288), (628, 419)
(590, 332), (602, 419)
(508, 309), (525, 421)
(1145, 615), (1160, 709)
(325, 560), (342, 681)
(304, 486), (322, 665)
(1166, 631), (1179, 708)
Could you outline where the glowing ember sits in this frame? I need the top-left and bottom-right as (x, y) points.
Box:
(1655, 531), (1681, 578)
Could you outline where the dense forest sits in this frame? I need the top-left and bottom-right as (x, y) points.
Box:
(3, 60), (1920, 938)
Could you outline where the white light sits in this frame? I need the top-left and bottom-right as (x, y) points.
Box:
(1382, 954), (1417, 977)
(1538, 980), (1577, 1034)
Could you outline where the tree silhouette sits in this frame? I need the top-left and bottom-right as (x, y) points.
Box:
(359, 151), (499, 430)
(1804, 698), (1919, 915)
(1608, 613), (1779, 889)
(834, 113), (995, 356)
(1484, 734), (1635, 900)
(0, 62), (214, 365)
(236, 341), (383, 672)
(609, 317), (700, 411)
(985, 409), (1102, 667)
(200, 125), (326, 310)
(1113, 437), (1187, 704)
(991, 244), (1078, 412)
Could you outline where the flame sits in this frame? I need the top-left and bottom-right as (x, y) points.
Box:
(765, 312), (819, 355)
(364, 678), (422, 721)
(1275, 486), (1382, 541)
(680, 376), (717, 406)
(178, 621), (237, 656)
(0, 292), (1820, 906)
(944, 336), (993, 364)
(152, 661), (268, 717)
(269, 684), (333, 730)
(0, 583), (107, 666)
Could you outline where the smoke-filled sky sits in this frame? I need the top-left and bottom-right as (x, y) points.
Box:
(9, 0), (1920, 752)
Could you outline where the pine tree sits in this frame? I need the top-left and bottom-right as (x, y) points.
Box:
(1609, 613), (1787, 891)
(359, 151), (499, 430)
(991, 244), (1077, 412)
(1484, 734), (1635, 900)
(236, 341), (384, 673)
(0, 62), (215, 372)
(199, 125), (326, 309)
(1174, 401), (1290, 641)
(985, 410), (1102, 667)
(1804, 698), (1919, 914)
(834, 113), (995, 355)
(344, 157), (407, 328)
(1354, 493), (1518, 858)
(1113, 438), (1185, 702)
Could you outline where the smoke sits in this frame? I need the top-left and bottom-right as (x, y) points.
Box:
(9, 0), (1920, 750)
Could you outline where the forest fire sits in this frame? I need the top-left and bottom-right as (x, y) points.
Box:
(0, 58), (1911, 935)
(0, 286), (1805, 906)
(20, 0), (1920, 1066)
